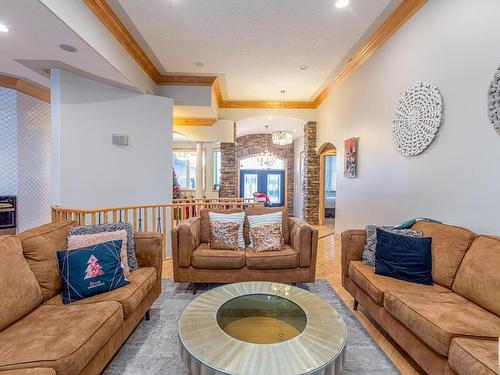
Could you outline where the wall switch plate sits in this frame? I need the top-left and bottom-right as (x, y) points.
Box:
(112, 134), (128, 146)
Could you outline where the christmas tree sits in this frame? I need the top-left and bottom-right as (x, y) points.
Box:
(172, 169), (182, 199)
(85, 255), (105, 279)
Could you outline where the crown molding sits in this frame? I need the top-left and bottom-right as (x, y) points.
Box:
(173, 117), (217, 126)
(0, 75), (50, 103)
(312, 0), (427, 107)
(84, 0), (427, 109)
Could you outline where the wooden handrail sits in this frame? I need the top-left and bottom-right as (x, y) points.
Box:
(51, 198), (259, 257)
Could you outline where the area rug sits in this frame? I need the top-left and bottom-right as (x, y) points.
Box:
(104, 280), (400, 374)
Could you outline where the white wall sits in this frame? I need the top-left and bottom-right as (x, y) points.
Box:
(317, 0), (500, 236)
(293, 134), (304, 218)
(52, 69), (173, 209)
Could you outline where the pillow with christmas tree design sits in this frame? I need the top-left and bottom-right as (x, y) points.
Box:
(57, 240), (129, 304)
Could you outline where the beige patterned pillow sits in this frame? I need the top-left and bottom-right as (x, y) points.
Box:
(67, 229), (130, 275)
(250, 223), (284, 252)
(209, 221), (240, 250)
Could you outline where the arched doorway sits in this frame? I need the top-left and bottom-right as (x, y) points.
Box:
(318, 143), (337, 226)
(239, 155), (286, 206)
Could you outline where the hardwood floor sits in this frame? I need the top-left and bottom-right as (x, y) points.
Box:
(161, 222), (425, 375)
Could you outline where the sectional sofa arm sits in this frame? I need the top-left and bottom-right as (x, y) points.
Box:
(134, 232), (163, 281)
(172, 216), (201, 268)
(0, 368), (56, 374)
(289, 217), (318, 268)
(341, 230), (366, 285)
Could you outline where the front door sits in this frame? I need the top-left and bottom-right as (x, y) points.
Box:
(240, 169), (285, 207)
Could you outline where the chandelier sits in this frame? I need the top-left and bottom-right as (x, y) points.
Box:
(257, 125), (276, 169)
(272, 131), (293, 146)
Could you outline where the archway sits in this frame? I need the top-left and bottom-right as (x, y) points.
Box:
(238, 155), (286, 206)
(318, 142), (337, 227)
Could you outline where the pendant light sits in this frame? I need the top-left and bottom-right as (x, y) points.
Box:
(257, 125), (276, 169)
(272, 90), (293, 146)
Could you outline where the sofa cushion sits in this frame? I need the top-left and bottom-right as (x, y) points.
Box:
(348, 261), (448, 306)
(448, 338), (499, 375)
(0, 301), (122, 375)
(246, 245), (299, 269)
(191, 243), (245, 269)
(45, 267), (156, 319)
(0, 237), (43, 331)
(384, 290), (500, 356)
(18, 221), (77, 301)
(452, 235), (500, 316)
(244, 206), (289, 245)
(200, 208), (243, 243)
(411, 222), (475, 288)
(0, 369), (56, 375)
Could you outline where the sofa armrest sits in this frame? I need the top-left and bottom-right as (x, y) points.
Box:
(172, 217), (201, 268)
(341, 230), (366, 287)
(0, 368), (56, 375)
(134, 232), (163, 281)
(289, 217), (318, 268)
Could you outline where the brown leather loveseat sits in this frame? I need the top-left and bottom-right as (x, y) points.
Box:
(342, 221), (500, 375)
(0, 221), (163, 375)
(172, 206), (318, 285)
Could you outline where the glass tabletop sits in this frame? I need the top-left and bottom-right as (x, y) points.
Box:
(216, 294), (307, 344)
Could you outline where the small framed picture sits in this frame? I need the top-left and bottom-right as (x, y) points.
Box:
(344, 137), (357, 178)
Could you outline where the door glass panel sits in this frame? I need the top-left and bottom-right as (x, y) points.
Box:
(267, 174), (281, 204)
(244, 174), (258, 199)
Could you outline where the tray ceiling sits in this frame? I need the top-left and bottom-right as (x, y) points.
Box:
(108, 0), (400, 101)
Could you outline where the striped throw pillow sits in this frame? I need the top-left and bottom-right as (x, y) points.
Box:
(247, 211), (283, 247)
(208, 211), (246, 249)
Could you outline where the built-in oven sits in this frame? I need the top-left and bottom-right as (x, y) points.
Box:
(0, 196), (16, 230)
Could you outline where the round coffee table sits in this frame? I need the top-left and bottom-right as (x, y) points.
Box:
(178, 281), (347, 375)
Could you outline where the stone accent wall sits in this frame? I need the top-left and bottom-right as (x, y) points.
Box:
(236, 134), (294, 214)
(302, 122), (319, 224)
(220, 142), (237, 198)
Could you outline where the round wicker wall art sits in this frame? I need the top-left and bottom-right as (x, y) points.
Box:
(488, 65), (500, 134)
(392, 82), (443, 156)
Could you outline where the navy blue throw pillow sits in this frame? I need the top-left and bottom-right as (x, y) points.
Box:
(375, 228), (433, 285)
(57, 240), (129, 304)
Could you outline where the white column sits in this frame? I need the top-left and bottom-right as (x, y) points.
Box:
(195, 142), (204, 198)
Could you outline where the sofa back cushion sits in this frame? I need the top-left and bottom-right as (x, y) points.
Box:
(411, 222), (475, 288)
(0, 236), (43, 330)
(200, 208), (244, 243)
(244, 206), (289, 245)
(452, 235), (500, 316)
(19, 221), (77, 301)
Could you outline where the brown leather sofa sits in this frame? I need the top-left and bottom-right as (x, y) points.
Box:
(0, 221), (163, 375)
(342, 221), (500, 375)
(172, 206), (318, 285)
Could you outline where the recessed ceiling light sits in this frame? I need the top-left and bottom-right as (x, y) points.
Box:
(59, 44), (77, 53)
(300, 65), (308, 70)
(194, 61), (204, 68)
(0, 24), (9, 33)
(335, 0), (349, 8)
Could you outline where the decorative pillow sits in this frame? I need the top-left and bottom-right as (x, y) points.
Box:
(57, 240), (129, 304)
(375, 228), (433, 285)
(209, 221), (240, 250)
(393, 217), (443, 230)
(247, 211), (283, 247)
(68, 229), (129, 275)
(250, 223), (284, 252)
(69, 223), (138, 271)
(362, 225), (422, 267)
(208, 212), (245, 249)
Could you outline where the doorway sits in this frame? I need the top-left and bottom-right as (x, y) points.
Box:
(238, 156), (286, 207)
(319, 143), (337, 228)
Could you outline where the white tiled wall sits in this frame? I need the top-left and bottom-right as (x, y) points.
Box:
(0, 88), (51, 232)
(0, 89), (18, 195)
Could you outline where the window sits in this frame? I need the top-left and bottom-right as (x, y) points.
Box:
(173, 150), (205, 190)
(239, 156), (285, 170)
(213, 150), (221, 191)
(325, 156), (337, 193)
